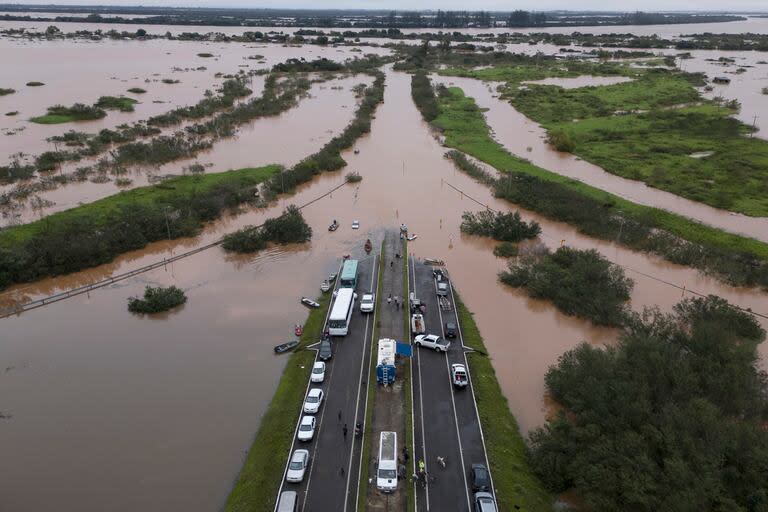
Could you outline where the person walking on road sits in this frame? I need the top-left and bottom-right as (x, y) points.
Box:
(387, 294), (392, 306)
(338, 409), (342, 422)
(418, 459), (425, 474)
(343, 423), (348, 439)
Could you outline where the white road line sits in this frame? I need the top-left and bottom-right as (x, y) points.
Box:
(447, 278), (497, 504)
(412, 255), (431, 511)
(434, 275), (472, 512)
(345, 251), (378, 512)
(273, 261), (341, 512)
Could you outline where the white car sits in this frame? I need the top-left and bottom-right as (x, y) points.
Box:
(360, 293), (375, 313)
(297, 415), (316, 441)
(352, 220), (360, 229)
(414, 334), (450, 352)
(286, 449), (310, 483)
(451, 363), (468, 388)
(303, 388), (324, 414)
(311, 361), (326, 383)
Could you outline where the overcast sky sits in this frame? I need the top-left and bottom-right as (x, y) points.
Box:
(6, 0), (768, 12)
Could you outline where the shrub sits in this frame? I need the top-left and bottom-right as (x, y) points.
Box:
(222, 205), (312, 253)
(128, 285), (187, 313)
(95, 96), (138, 112)
(345, 171), (362, 183)
(197, 52), (214, 57)
(127, 87), (147, 94)
(411, 71), (439, 122)
(162, 79), (180, 84)
(500, 246), (633, 326)
(26, 81), (45, 87)
(222, 227), (267, 253)
(0, 88), (14, 96)
(530, 295), (768, 509)
(493, 241), (518, 258)
(461, 210), (541, 242)
(547, 129), (576, 152)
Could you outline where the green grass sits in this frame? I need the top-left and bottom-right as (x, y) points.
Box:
(455, 293), (552, 511)
(357, 242), (386, 511)
(29, 114), (78, 124)
(433, 87), (768, 261)
(95, 96), (139, 112)
(439, 59), (636, 86)
(0, 165), (279, 248)
(225, 292), (332, 512)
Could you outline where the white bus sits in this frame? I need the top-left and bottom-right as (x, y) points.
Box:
(376, 431), (398, 493)
(328, 288), (356, 336)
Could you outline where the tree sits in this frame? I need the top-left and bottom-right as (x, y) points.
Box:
(135, 28), (147, 37)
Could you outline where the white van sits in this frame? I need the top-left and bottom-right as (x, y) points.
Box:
(376, 431), (398, 493)
(277, 490), (298, 512)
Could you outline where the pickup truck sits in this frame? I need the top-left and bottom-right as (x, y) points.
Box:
(413, 334), (450, 352)
(411, 313), (425, 335)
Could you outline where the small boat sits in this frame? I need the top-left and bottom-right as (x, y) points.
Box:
(301, 297), (320, 308)
(407, 234), (418, 241)
(364, 239), (372, 254)
(274, 340), (299, 354)
(424, 258), (445, 266)
(328, 220), (339, 232)
(354, 149), (360, 154)
(294, 324), (303, 336)
(328, 273), (337, 282)
(320, 280), (331, 292)
(352, 220), (360, 230)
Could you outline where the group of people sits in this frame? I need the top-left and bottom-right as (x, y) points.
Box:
(387, 293), (402, 309)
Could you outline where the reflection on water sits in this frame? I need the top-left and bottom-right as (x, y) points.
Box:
(1, 43), (768, 512)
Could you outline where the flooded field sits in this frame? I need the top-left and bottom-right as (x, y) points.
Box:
(2, 18), (768, 512)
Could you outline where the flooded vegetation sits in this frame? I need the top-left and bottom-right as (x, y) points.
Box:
(2, 13), (768, 512)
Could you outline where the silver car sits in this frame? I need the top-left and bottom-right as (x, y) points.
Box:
(286, 449), (310, 483)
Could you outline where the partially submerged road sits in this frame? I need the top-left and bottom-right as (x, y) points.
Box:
(410, 255), (495, 512)
(275, 245), (379, 512)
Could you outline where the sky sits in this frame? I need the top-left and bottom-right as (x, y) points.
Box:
(4, 0), (768, 12)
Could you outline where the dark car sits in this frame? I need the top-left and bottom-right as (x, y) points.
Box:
(318, 336), (333, 361)
(470, 464), (491, 492)
(445, 321), (458, 338)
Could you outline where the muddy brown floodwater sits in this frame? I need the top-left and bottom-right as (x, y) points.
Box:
(434, 74), (768, 242)
(2, 68), (768, 512)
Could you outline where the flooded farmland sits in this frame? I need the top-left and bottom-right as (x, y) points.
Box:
(2, 19), (768, 512)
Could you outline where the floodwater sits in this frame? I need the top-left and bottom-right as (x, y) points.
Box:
(434, 75), (768, 241)
(2, 66), (768, 511)
(5, 74), (367, 224)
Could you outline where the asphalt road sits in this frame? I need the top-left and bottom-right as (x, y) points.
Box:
(275, 247), (379, 512)
(409, 256), (495, 512)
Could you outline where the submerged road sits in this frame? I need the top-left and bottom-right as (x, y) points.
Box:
(274, 246), (379, 512)
(409, 255), (495, 512)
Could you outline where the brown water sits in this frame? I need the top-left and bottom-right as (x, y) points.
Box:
(434, 75), (768, 241)
(3, 66), (768, 511)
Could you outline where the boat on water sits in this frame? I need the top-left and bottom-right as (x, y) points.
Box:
(328, 273), (337, 282)
(274, 340), (299, 354)
(406, 234), (418, 241)
(320, 280), (331, 292)
(328, 220), (339, 232)
(294, 324), (303, 336)
(301, 297), (320, 308)
(424, 258), (445, 266)
(352, 220), (360, 230)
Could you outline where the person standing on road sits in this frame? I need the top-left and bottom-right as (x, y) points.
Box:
(387, 294), (392, 306)
(338, 409), (342, 422)
(343, 423), (348, 439)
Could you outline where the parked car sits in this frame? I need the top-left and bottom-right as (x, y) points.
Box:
(451, 363), (468, 388)
(319, 336), (333, 361)
(470, 463), (491, 491)
(445, 321), (457, 338)
(436, 282), (449, 296)
(277, 491), (299, 512)
(473, 491), (498, 512)
(286, 449), (310, 483)
(360, 293), (375, 313)
(311, 361), (326, 383)
(297, 415), (316, 441)
(303, 388), (324, 414)
(413, 334), (450, 352)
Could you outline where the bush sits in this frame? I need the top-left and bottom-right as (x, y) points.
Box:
(197, 52), (214, 57)
(95, 96), (138, 112)
(26, 81), (45, 86)
(128, 285), (187, 313)
(345, 171), (362, 183)
(127, 87), (147, 94)
(222, 205), (312, 253)
(500, 246), (633, 326)
(493, 241), (518, 258)
(221, 228), (267, 253)
(530, 295), (768, 510)
(547, 129), (576, 152)
(461, 210), (541, 242)
(0, 88), (14, 96)
(411, 71), (439, 121)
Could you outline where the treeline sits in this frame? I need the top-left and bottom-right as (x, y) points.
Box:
(530, 295), (768, 510)
(500, 247), (633, 327)
(128, 285), (187, 314)
(460, 210), (541, 243)
(260, 70), (386, 199)
(222, 205), (312, 253)
(0, 166), (278, 290)
(410, 72), (439, 121)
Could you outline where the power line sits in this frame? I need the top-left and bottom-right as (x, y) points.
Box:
(0, 179), (349, 320)
(441, 180), (768, 321)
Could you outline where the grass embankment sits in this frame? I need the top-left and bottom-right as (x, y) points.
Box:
(432, 87), (768, 289)
(225, 292), (332, 512)
(440, 59), (636, 85)
(0, 165), (279, 289)
(30, 103), (107, 124)
(357, 242), (386, 510)
(454, 293), (552, 511)
(449, 64), (768, 216)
